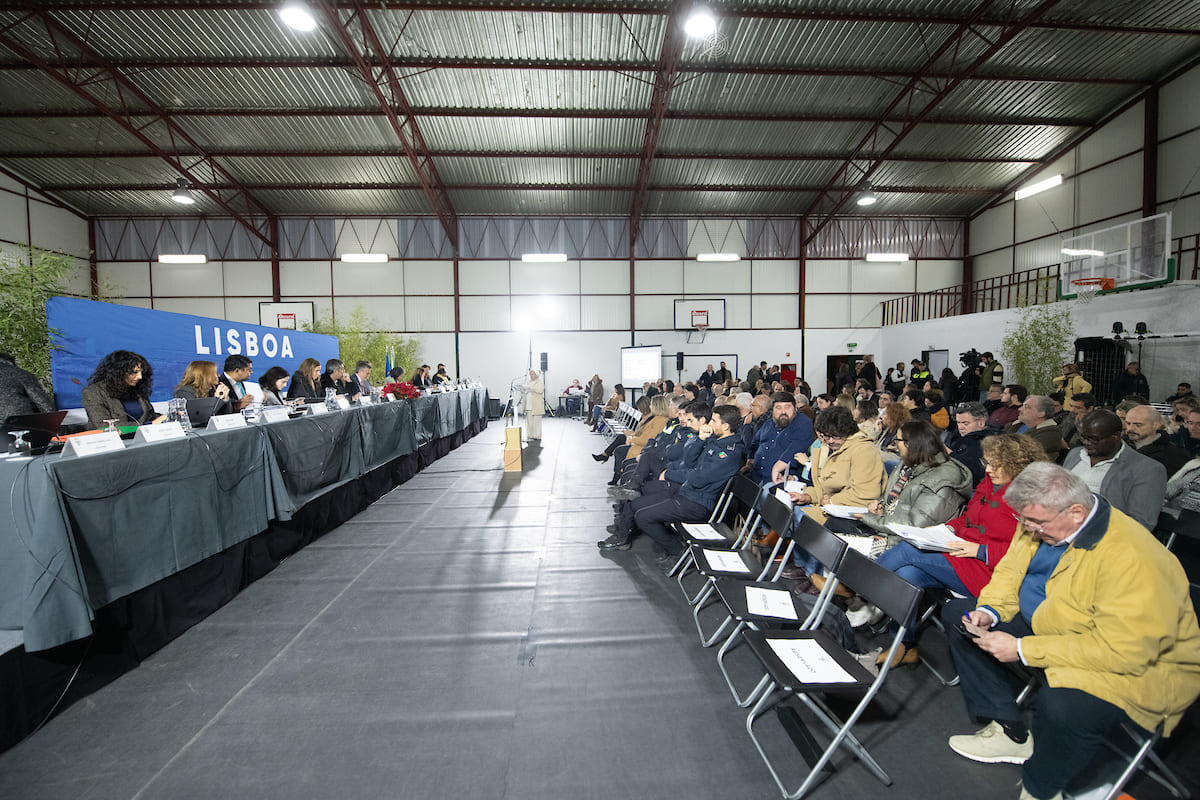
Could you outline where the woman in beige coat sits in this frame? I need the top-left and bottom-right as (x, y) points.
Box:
(524, 369), (545, 442)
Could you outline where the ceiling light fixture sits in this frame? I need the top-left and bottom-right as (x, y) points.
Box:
(696, 253), (740, 262)
(1015, 173), (1062, 200)
(279, 1), (317, 31)
(521, 253), (568, 263)
(170, 177), (195, 205)
(340, 253), (389, 263)
(1061, 248), (1105, 258)
(865, 252), (909, 263)
(683, 7), (717, 38)
(158, 254), (207, 264)
(856, 188), (878, 207)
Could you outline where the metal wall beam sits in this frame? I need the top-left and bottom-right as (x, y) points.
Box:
(311, 0), (457, 249)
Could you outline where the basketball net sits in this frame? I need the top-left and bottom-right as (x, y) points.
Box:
(1072, 277), (1114, 305)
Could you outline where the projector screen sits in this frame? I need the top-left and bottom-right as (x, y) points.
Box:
(621, 345), (662, 386)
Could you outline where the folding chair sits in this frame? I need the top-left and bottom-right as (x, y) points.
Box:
(911, 590), (960, 687)
(674, 494), (796, 616)
(742, 550), (923, 799)
(713, 514), (850, 704)
(670, 475), (764, 601)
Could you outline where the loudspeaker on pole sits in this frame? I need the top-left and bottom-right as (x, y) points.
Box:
(540, 352), (549, 372)
(676, 351), (684, 371)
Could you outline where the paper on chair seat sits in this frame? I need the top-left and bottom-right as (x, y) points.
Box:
(703, 550), (751, 572)
(822, 504), (869, 519)
(767, 638), (855, 684)
(745, 587), (798, 620)
(682, 522), (725, 540)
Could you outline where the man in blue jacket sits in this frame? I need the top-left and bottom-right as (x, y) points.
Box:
(635, 405), (745, 571)
(744, 392), (814, 485)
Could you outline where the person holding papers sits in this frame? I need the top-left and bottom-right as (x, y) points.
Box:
(869, 433), (1047, 667)
(218, 354), (256, 412)
(784, 405), (887, 527)
(82, 349), (165, 428)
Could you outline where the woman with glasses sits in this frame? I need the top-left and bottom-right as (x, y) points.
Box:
(787, 405), (887, 527)
(869, 433), (1048, 667)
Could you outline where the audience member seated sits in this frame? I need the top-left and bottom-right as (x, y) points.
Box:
(1123, 403), (1190, 477)
(740, 394), (771, 448)
(1172, 395), (1200, 429)
(794, 391), (816, 421)
(1062, 409), (1166, 530)
(987, 384), (1026, 429)
(287, 357), (321, 400)
(589, 383), (625, 431)
(1048, 391), (1068, 425)
(258, 366), (290, 406)
(784, 405), (888, 532)
(941, 463), (1200, 800)
(1114, 399), (1141, 423)
(1164, 381), (1195, 405)
(0, 352), (54, 421)
(1057, 391), (1096, 450)
(320, 359), (356, 398)
(217, 354), (257, 412)
(925, 388), (949, 430)
(982, 383), (1004, 414)
(602, 395), (669, 484)
(743, 392), (815, 485)
(608, 395), (687, 496)
(901, 388), (931, 424)
(632, 405), (744, 572)
(1173, 407), (1200, 456)
(172, 359), (232, 414)
(1004, 394), (1061, 461)
(592, 396), (651, 463)
(877, 401), (910, 469)
(1166, 457), (1200, 516)
(947, 401), (992, 486)
(1050, 362), (1091, 404)
(82, 349), (165, 428)
(814, 393), (835, 411)
(868, 433), (1046, 667)
(853, 399), (879, 439)
(1110, 360), (1150, 405)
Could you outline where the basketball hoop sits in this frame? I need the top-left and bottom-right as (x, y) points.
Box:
(1071, 277), (1115, 303)
(688, 323), (709, 344)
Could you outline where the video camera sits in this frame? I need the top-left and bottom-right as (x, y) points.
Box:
(959, 348), (982, 371)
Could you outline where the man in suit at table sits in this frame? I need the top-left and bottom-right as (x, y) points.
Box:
(352, 360), (372, 397)
(218, 354), (256, 412)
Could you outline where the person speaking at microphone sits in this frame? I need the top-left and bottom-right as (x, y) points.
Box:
(81, 350), (165, 429)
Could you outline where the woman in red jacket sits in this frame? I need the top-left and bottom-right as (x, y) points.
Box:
(873, 433), (1048, 666)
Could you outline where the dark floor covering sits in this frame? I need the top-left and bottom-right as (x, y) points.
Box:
(0, 416), (1195, 800)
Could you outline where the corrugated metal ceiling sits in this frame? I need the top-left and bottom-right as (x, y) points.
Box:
(0, 0), (1196, 223)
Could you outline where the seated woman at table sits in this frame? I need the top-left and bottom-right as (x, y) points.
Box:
(287, 357), (321, 400)
(82, 350), (165, 428)
(589, 384), (625, 431)
(173, 360), (232, 413)
(258, 366), (290, 406)
(869, 432), (1047, 667)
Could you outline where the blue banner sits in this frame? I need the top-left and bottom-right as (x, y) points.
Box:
(48, 297), (340, 408)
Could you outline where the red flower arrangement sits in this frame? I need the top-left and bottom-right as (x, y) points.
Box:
(382, 381), (421, 399)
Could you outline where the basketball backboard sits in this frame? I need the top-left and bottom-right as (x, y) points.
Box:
(1058, 213), (1173, 300)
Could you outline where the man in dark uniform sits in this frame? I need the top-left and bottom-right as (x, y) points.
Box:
(634, 405), (745, 572)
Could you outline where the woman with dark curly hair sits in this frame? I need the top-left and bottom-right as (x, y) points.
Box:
(81, 350), (164, 428)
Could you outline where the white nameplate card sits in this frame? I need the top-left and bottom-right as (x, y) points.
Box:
(308, 404), (329, 416)
(384, 393), (395, 402)
(62, 432), (125, 459)
(335, 396), (351, 410)
(766, 638), (855, 684)
(260, 407), (291, 424)
(681, 522), (726, 541)
(703, 550), (751, 573)
(745, 587), (799, 620)
(207, 414), (248, 431)
(359, 395), (373, 405)
(132, 422), (186, 445)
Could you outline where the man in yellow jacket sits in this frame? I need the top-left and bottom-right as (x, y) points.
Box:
(941, 462), (1200, 800)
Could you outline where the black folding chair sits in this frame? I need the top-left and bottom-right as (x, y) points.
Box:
(670, 475), (765, 601)
(742, 550), (923, 799)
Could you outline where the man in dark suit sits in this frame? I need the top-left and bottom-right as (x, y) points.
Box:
(219, 354), (255, 412)
(352, 360), (372, 397)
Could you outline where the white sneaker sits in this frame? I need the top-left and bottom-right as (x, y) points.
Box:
(948, 720), (1033, 764)
(845, 599), (885, 628)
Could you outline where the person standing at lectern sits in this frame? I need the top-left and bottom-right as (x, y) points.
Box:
(524, 369), (545, 443)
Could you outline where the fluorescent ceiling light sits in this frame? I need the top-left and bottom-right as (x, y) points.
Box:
(865, 253), (909, 263)
(856, 190), (877, 207)
(696, 253), (740, 262)
(158, 254), (207, 264)
(1061, 248), (1106, 258)
(1015, 173), (1063, 200)
(340, 253), (388, 262)
(170, 177), (195, 205)
(279, 1), (317, 31)
(521, 253), (568, 263)
(684, 8), (717, 38)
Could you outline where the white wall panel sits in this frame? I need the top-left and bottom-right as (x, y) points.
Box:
(63, 257), (91, 297)
(580, 261), (629, 293)
(459, 260), (509, 294)
(974, 249), (1013, 280)
(460, 295), (509, 330)
(225, 297), (270, 325)
(280, 260), (330, 295)
(512, 294), (579, 330)
(403, 260), (454, 294)
(724, 294), (751, 328)
(334, 218), (399, 258)
(917, 260), (962, 290)
(1158, 130), (1200, 204)
(0, 173), (20, 193)
(154, 298), (226, 318)
(634, 295), (675, 329)
(282, 295), (333, 322)
(332, 260), (405, 295)
(1079, 102), (1143, 170)
(581, 295), (629, 329)
(152, 261), (223, 296)
(751, 294), (798, 329)
(28, 202), (87, 257)
(970, 204), (1013, 256)
(1160, 63), (1200, 138)
(688, 219), (747, 257)
(804, 295), (849, 327)
(851, 261), (916, 293)
(97, 262), (151, 297)
(1164, 194), (1200, 239)
(850, 294), (906, 328)
(805, 260), (850, 293)
(635, 260), (684, 293)
(107, 297), (153, 309)
(511, 261), (580, 294)
(0, 191), (25, 245)
(332, 296), (403, 329)
(1078, 155), (1143, 225)
(404, 296), (454, 331)
(685, 260), (750, 292)
(1014, 236), (1065, 272)
(1015, 178), (1074, 241)
(222, 261), (273, 296)
(752, 260), (799, 292)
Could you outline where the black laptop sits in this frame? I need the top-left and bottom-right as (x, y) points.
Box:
(186, 397), (224, 427)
